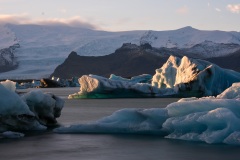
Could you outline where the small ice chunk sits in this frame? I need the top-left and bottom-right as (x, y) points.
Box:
(2, 131), (24, 139)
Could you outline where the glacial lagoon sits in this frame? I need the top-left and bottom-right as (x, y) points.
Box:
(1, 88), (240, 160)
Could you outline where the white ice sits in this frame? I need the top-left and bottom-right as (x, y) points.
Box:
(68, 74), (175, 98)
(56, 82), (240, 145)
(152, 56), (240, 96)
(217, 83), (240, 99)
(70, 56), (240, 98)
(1, 131), (24, 139)
(0, 83), (46, 132)
(0, 82), (65, 133)
(0, 80), (16, 92)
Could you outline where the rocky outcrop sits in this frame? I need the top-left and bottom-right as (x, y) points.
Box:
(0, 44), (19, 73)
(51, 42), (240, 79)
(50, 43), (169, 79)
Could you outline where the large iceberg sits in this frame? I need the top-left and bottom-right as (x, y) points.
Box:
(152, 55), (240, 97)
(0, 83), (45, 132)
(21, 90), (65, 126)
(0, 83), (64, 135)
(69, 56), (240, 98)
(68, 74), (175, 98)
(56, 83), (240, 145)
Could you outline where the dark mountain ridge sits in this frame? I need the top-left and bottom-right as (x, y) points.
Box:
(51, 43), (240, 79)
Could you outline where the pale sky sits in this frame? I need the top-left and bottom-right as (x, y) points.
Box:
(0, 0), (240, 31)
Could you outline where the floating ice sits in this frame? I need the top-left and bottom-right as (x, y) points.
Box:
(56, 83), (240, 145)
(55, 108), (169, 135)
(21, 90), (65, 126)
(152, 56), (240, 97)
(1, 131), (24, 139)
(69, 56), (240, 99)
(0, 84), (46, 132)
(0, 80), (16, 92)
(68, 74), (175, 98)
(0, 83), (65, 134)
(217, 83), (240, 99)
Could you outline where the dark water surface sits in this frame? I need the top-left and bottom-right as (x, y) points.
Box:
(1, 88), (240, 160)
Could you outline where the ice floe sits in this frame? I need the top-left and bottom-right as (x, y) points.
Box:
(56, 83), (240, 145)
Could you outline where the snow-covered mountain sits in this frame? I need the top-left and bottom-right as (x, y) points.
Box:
(140, 26), (240, 58)
(0, 24), (144, 79)
(0, 24), (240, 79)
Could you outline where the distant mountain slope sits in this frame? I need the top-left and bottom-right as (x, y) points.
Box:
(141, 26), (240, 48)
(206, 49), (240, 72)
(50, 44), (169, 79)
(140, 27), (240, 58)
(0, 24), (240, 79)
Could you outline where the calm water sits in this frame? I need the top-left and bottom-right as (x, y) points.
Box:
(1, 88), (240, 160)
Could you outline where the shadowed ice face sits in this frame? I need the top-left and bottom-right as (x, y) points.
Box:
(0, 84), (46, 132)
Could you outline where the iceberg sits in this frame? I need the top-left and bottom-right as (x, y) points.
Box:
(1, 131), (25, 139)
(0, 79), (16, 92)
(21, 90), (65, 126)
(152, 56), (240, 97)
(69, 56), (240, 99)
(0, 83), (46, 132)
(0, 83), (65, 134)
(56, 83), (240, 145)
(216, 83), (240, 99)
(68, 74), (175, 98)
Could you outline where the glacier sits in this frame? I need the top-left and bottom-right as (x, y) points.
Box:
(0, 82), (64, 136)
(55, 82), (240, 145)
(0, 24), (144, 79)
(69, 56), (240, 98)
(0, 24), (240, 79)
